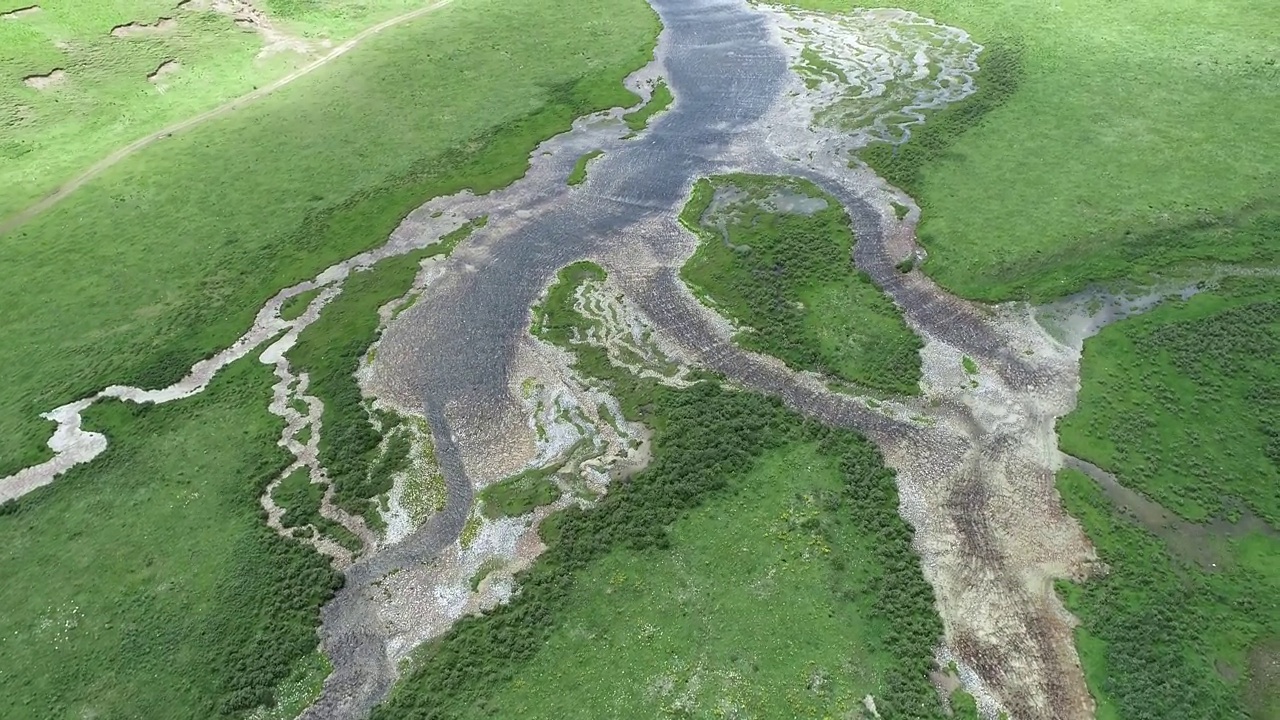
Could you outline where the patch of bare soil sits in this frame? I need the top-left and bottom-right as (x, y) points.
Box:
(1245, 637), (1280, 718)
(110, 17), (177, 37)
(22, 68), (66, 90)
(0, 4), (40, 20)
(147, 59), (180, 83)
(180, 0), (312, 57)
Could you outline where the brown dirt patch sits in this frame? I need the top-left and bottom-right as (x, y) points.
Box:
(147, 59), (180, 83)
(0, 4), (40, 20)
(110, 17), (177, 37)
(23, 68), (66, 90)
(1246, 637), (1280, 719)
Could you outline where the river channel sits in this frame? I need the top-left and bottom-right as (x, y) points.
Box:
(303, 1), (1099, 718)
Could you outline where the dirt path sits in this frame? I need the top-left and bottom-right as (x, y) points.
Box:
(0, 0), (455, 237)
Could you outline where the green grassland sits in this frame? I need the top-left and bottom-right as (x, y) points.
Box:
(271, 467), (364, 552)
(0, 0), (660, 477)
(1055, 277), (1280, 717)
(680, 175), (922, 395)
(477, 465), (562, 519)
(621, 79), (671, 132)
(374, 262), (946, 719)
(469, 442), (906, 718)
(795, 0), (1280, 302)
(1057, 469), (1279, 720)
(566, 149), (602, 186)
(0, 357), (342, 719)
(0, 0), (428, 219)
(1059, 277), (1279, 525)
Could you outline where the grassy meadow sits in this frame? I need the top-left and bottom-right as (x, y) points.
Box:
(680, 174), (922, 395)
(374, 262), (947, 719)
(795, 0), (1280, 302)
(0, 358), (343, 718)
(1056, 277), (1280, 717)
(0, 0), (428, 219)
(477, 466), (562, 520)
(0, 0), (660, 477)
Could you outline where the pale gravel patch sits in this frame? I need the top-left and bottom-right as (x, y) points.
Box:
(182, 0), (313, 58)
(367, 347), (645, 666)
(22, 68), (66, 90)
(1, 4), (40, 20)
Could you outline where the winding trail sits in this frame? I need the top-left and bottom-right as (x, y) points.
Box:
(0, 0), (455, 237)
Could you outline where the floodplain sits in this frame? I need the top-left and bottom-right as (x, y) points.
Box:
(1, 0), (1276, 718)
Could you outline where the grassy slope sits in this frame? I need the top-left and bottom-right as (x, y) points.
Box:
(0, 358), (343, 719)
(1056, 277), (1280, 717)
(794, 0), (1280, 302)
(374, 262), (944, 720)
(680, 175), (922, 395)
(0, 0), (660, 476)
(0, 0), (425, 218)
